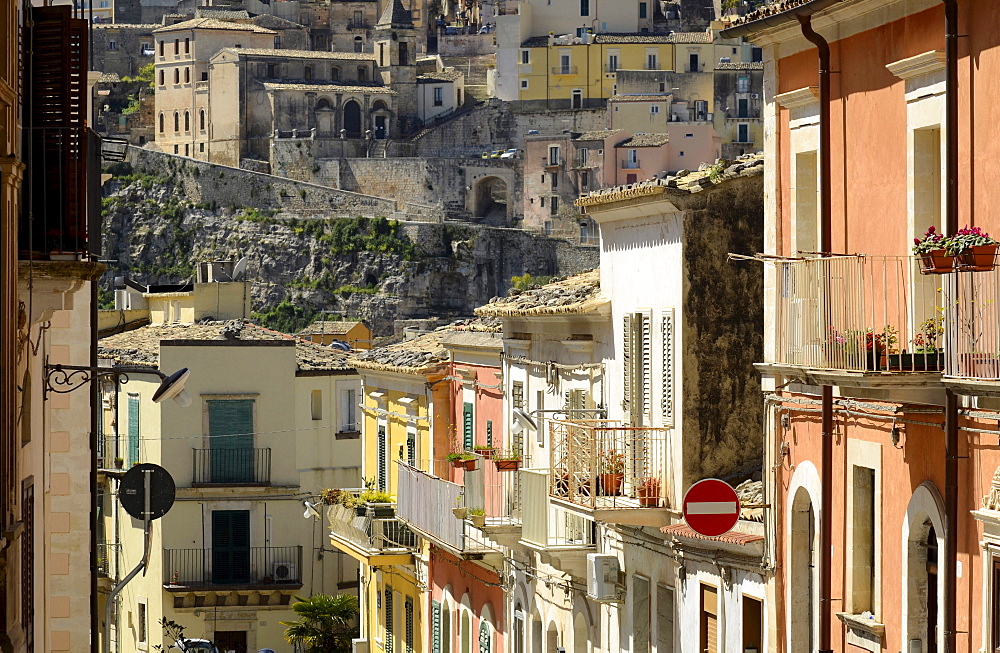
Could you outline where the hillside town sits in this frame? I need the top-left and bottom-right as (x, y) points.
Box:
(4, 1), (1000, 653)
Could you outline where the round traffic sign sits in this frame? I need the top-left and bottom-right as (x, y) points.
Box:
(682, 478), (740, 537)
(119, 463), (176, 521)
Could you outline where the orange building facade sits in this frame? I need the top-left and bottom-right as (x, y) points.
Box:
(728, 1), (1000, 652)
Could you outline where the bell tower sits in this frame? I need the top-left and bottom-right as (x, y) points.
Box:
(373, 0), (418, 131)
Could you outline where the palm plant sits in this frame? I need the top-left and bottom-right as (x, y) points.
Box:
(281, 594), (360, 653)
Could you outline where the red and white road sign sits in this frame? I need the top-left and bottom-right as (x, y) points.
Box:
(682, 478), (741, 537)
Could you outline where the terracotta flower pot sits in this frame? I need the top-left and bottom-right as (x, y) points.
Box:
(637, 479), (661, 507)
(959, 243), (999, 272)
(461, 458), (477, 471)
(469, 514), (486, 528)
(920, 249), (956, 275)
(599, 473), (624, 496)
(495, 459), (521, 471)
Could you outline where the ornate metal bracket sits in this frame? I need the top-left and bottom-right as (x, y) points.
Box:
(43, 359), (165, 400)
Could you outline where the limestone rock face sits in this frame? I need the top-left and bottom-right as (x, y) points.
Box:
(101, 177), (598, 335)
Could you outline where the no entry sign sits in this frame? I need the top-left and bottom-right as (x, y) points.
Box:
(682, 478), (740, 537)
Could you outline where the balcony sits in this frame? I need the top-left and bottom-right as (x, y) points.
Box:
(945, 266), (1000, 395)
(163, 546), (302, 589)
(396, 460), (505, 557)
(97, 542), (120, 588)
(347, 21), (370, 30)
(552, 65), (578, 76)
(520, 469), (594, 575)
(327, 501), (418, 565)
(541, 157), (562, 169)
(548, 420), (668, 526)
(192, 448), (271, 486)
(767, 255), (946, 388)
(621, 160), (640, 169)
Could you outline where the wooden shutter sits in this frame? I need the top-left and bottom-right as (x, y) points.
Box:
(633, 575), (650, 653)
(378, 424), (388, 491)
(656, 584), (675, 653)
(207, 399), (254, 483)
(486, 420), (493, 448)
(432, 600), (443, 653)
(622, 313), (633, 415)
(211, 510), (250, 584)
(385, 588), (394, 653)
(405, 597), (414, 653)
(463, 402), (474, 450)
(21, 483), (35, 651)
(661, 308), (675, 426)
(128, 394), (140, 465)
(700, 585), (718, 653)
(406, 428), (416, 466)
(479, 621), (491, 653)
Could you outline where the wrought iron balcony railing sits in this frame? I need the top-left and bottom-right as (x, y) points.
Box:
(947, 264), (1000, 380)
(192, 448), (271, 485)
(621, 160), (640, 169)
(97, 542), (120, 579)
(552, 65), (578, 75)
(163, 546), (302, 587)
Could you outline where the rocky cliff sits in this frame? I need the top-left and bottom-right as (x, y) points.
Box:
(100, 170), (598, 336)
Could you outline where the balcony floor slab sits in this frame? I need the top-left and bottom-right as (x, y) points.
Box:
(756, 363), (944, 390)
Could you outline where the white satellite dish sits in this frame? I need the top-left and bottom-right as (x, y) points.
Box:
(232, 257), (249, 281)
(512, 407), (537, 434)
(152, 368), (192, 407)
(302, 500), (321, 519)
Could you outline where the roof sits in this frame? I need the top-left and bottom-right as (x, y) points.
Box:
(98, 320), (353, 372)
(262, 82), (396, 94)
(474, 270), (608, 318)
(152, 17), (276, 34)
(195, 7), (251, 20)
(722, 0), (845, 37)
(223, 47), (377, 61)
(98, 72), (122, 83)
(616, 133), (670, 147)
(298, 320), (366, 336)
(716, 61), (764, 70)
(350, 318), (501, 373)
(417, 70), (463, 83)
(577, 151), (764, 206)
(249, 14), (306, 30)
(93, 23), (160, 30)
(609, 94), (671, 102)
(574, 129), (622, 141)
(658, 523), (764, 546)
(734, 479), (764, 522)
(594, 31), (713, 44)
(378, 0), (414, 29)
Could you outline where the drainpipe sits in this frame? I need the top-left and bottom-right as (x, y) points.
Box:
(942, 1), (958, 652)
(796, 14), (833, 653)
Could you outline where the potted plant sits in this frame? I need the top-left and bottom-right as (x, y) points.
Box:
(598, 450), (625, 496)
(494, 451), (522, 471)
(948, 225), (999, 271)
(468, 507), (486, 528)
(913, 225), (954, 274)
(473, 445), (496, 457)
(447, 452), (477, 470)
(452, 495), (467, 520)
(358, 489), (394, 517)
(887, 316), (945, 371)
(636, 477), (661, 507)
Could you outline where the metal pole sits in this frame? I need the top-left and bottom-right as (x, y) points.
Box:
(103, 472), (153, 653)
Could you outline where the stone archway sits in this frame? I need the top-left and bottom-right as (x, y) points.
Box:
(372, 99), (390, 139)
(789, 485), (817, 652)
(472, 176), (508, 219)
(902, 481), (946, 653)
(316, 97), (335, 136)
(343, 100), (362, 137)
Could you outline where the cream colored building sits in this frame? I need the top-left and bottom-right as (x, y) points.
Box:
(151, 18), (277, 158)
(97, 281), (363, 653)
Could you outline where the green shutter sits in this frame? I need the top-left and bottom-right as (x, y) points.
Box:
(208, 399), (254, 482)
(128, 395), (140, 465)
(479, 621), (491, 653)
(463, 402), (473, 450)
(378, 424), (387, 491)
(432, 600), (442, 653)
(486, 420), (493, 448)
(211, 510), (250, 584)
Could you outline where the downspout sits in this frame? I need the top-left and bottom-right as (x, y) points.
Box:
(942, 1), (958, 652)
(795, 14), (834, 653)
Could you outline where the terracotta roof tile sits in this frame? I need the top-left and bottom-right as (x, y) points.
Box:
(153, 17), (276, 34)
(474, 270), (608, 318)
(659, 523), (764, 545)
(716, 61), (764, 70)
(616, 133), (670, 147)
(225, 47), (377, 61)
(263, 82), (396, 94)
(298, 320), (365, 336)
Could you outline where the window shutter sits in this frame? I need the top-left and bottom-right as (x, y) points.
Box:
(640, 309), (652, 423)
(405, 597), (414, 653)
(656, 584), (674, 653)
(622, 313), (633, 415)
(385, 589), (394, 653)
(432, 600), (443, 653)
(128, 394), (140, 465)
(633, 575), (650, 653)
(378, 424), (388, 491)
(661, 308), (675, 426)
(463, 402), (474, 450)
(406, 429), (416, 466)
(208, 399), (254, 483)
(486, 421), (493, 448)
(479, 621), (491, 653)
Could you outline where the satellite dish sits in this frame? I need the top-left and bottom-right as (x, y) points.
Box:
(119, 463), (176, 521)
(152, 368), (192, 407)
(232, 257), (249, 281)
(303, 500), (321, 519)
(512, 408), (537, 434)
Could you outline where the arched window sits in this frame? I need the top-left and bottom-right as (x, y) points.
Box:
(184, 111), (190, 132)
(442, 603), (452, 653)
(461, 611), (471, 653)
(159, 112), (164, 133)
(478, 621), (491, 653)
(331, 66), (340, 81)
(199, 109), (205, 131)
(354, 36), (363, 53)
(173, 112), (179, 132)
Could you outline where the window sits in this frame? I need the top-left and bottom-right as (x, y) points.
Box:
(572, 89), (582, 109)
(700, 585), (718, 653)
(184, 110), (190, 132)
(267, 63), (276, 78)
(174, 38), (179, 55)
(639, 2), (648, 18)
(659, 82), (666, 92)
(138, 600), (148, 645)
(159, 40), (164, 56)
(174, 68), (180, 84)
(20, 483), (34, 650)
(184, 144), (189, 156)
(201, 71), (208, 81)
(199, 109), (205, 131)
(689, 53), (699, 72)
(580, 0), (589, 15)
(331, 66), (340, 81)
(646, 53), (658, 70)
(354, 36), (363, 53)
(353, 9), (363, 26)
(311, 389), (322, 420)
(607, 53), (619, 72)
(199, 142), (204, 152)
(511, 381), (524, 409)
(358, 67), (367, 82)
(650, 105), (660, 115)
(633, 576), (650, 653)
(793, 150), (818, 254)
(580, 170), (589, 189)
(184, 67), (190, 83)
(627, 148), (638, 165)
(274, 35), (281, 49)
(521, 50), (529, 65)
(738, 123), (750, 143)
(622, 310), (652, 426)
(737, 74), (750, 94)
(128, 394), (140, 465)
(661, 308), (675, 425)
(174, 145), (178, 154)
(559, 53), (571, 75)
(548, 146), (560, 165)
(752, 47), (763, 62)
(377, 423), (388, 491)
(520, 79), (529, 90)
(851, 464), (877, 614)
(694, 99), (708, 120)
(913, 127), (942, 246)
(406, 428), (416, 466)
(406, 598), (415, 653)
(108, 39), (117, 50)
(341, 389), (357, 432)
(434, 87), (443, 106)
(743, 596), (763, 653)
(550, 196), (559, 215)
(207, 399), (255, 483)
(385, 589), (394, 653)
(399, 42), (409, 66)
(212, 510), (250, 584)
(551, 174), (558, 191)
(463, 402), (474, 450)
(738, 98), (749, 118)
(158, 70), (164, 86)
(626, 173), (637, 183)
(432, 600), (443, 653)
(184, 37), (189, 54)
(479, 621), (491, 653)
(305, 65), (313, 80)
(656, 585), (674, 653)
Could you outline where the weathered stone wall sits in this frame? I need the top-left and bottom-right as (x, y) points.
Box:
(438, 34), (496, 56)
(128, 146), (440, 221)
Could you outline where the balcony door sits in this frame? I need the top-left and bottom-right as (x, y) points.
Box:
(208, 399), (254, 483)
(212, 510), (250, 584)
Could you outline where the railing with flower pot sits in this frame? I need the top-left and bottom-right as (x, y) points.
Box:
(772, 255), (946, 373)
(947, 265), (1000, 380)
(914, 225), (999, 275)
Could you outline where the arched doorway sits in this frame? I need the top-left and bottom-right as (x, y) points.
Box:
(472, 176), (508, 219)
(545, 622), (558, 653)
(513, 602), (525, 653)
(343, 100), (362, 137)
(789, 486), (817, 651)
(373, 100), (389, 139)
(573, 612), (588, 653)
(316, 97), (335, 135)
(461, 610), (471, 653)
(903, 482), (946, 652)
(443, 601), (452, 653)
(530, 613), (542, 653)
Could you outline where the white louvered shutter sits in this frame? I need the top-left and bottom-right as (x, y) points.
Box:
(661, 308), (675, 427)
(622, 313), (633, 416)
(640, 309), (653, 425)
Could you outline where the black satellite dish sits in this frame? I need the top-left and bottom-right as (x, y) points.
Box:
(119, 463), (176, 521)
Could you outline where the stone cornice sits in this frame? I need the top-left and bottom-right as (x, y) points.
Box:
(575, 184), (665, 208)
(885, 50), (945, 80)
(775, 86), (819, 110)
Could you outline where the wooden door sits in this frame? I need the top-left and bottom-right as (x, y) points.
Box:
(214, 630), (247, 653)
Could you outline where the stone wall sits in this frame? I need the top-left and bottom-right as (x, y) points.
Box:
(127, 146), (441, 222)
(438, 34), (496, 56)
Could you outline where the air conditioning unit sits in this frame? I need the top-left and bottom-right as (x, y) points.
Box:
(750, 93), (761, 99)
(586, 553), (621, 602)
(272, 561), (297, 582)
